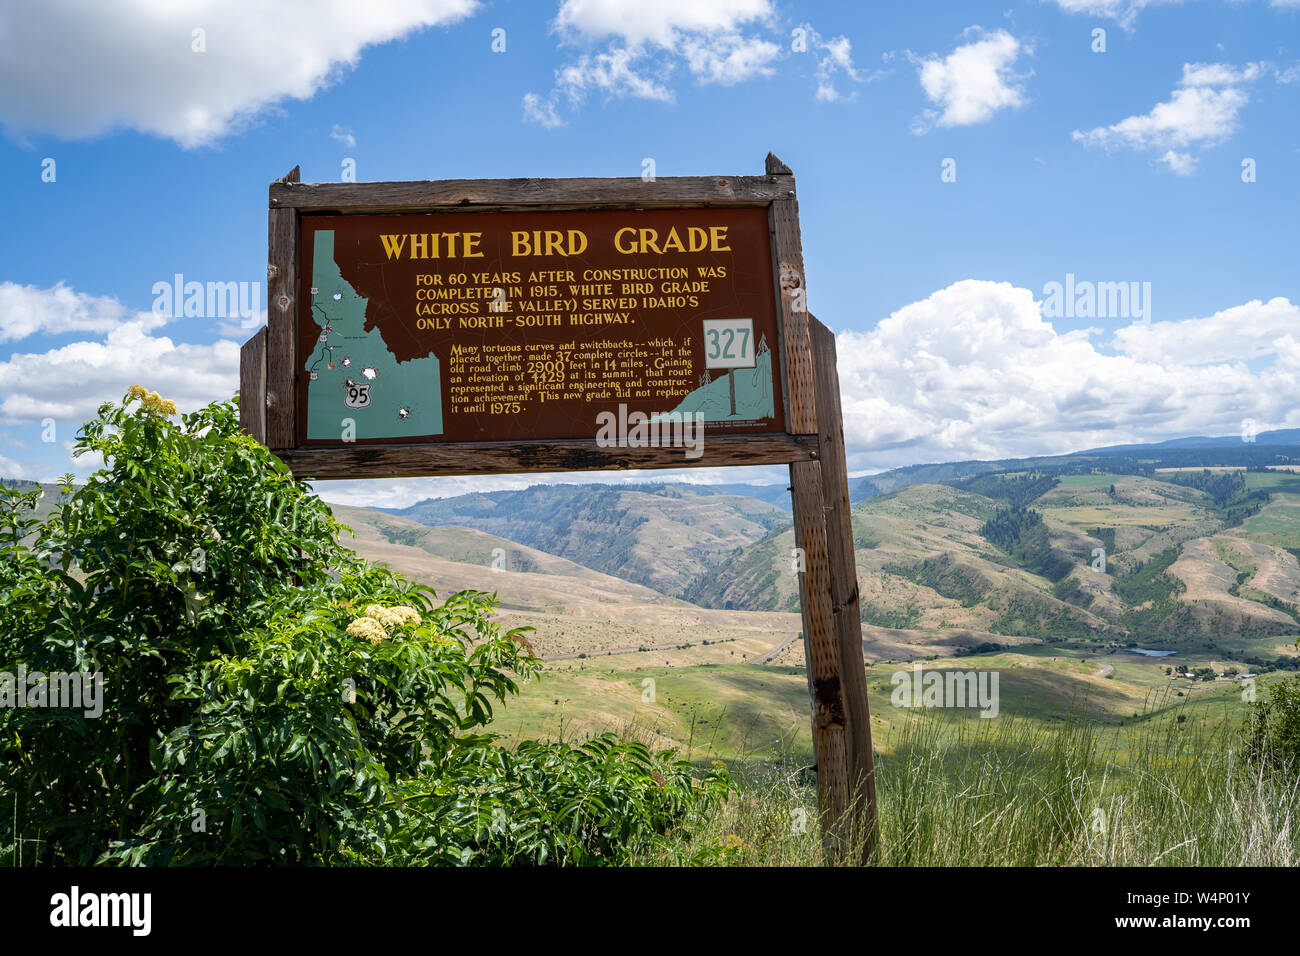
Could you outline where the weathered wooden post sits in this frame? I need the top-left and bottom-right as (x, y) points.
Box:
(767, 153), (876, 861)
(810, 313), (878, 863)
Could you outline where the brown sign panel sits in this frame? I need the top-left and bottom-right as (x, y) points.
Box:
(295, 207), (785, 448)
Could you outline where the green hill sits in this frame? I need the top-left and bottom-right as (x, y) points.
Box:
(687, 470), (1300, 666)
(380, 482), (788, 600)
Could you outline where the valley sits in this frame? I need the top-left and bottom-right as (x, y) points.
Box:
(317, 433), (1300, 765)
(10, 431), (1297, 767)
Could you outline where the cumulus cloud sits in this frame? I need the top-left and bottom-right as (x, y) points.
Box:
(1072, 61), (1275, 173)
(522, 2), (887, 125)
(909, 28), (1032, 132)
(523, 0), (791, 126)
(679, 33), (782, 86)
(1157, 149), (1198, 175)
(554, 0), (774, 46)
(0, 285), (240, 429)
(0, 281), (128, 343)
(835, 280), (1300, 471)
(555, 47), (676, 104)
(0, 0), (477, 147)
(1112, 297), (1300, 366)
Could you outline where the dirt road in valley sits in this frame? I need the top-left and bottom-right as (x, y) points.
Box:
(753, 632), (800, 665)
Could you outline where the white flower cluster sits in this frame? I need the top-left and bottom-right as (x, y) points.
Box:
(345, 604), (422, 644)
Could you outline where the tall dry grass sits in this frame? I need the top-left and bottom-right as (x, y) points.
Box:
(652, 709), (1300, 866)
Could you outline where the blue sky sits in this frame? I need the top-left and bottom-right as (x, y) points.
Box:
(1, 0), (1297, 506)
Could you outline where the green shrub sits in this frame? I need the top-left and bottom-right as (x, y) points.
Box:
(1, 390), (729, 866)
(1245, 674), (1300, 773)
(382, 736), (732, 865)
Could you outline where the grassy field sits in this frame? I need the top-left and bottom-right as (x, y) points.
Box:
(494, 661), (813, 761)
(491, 635), (1284, 767)
(326, 469), (1300, 865)
(1238, 494), (1300, 545)
(494, 640), (1300, 866)
(646, 707), (1300, 866)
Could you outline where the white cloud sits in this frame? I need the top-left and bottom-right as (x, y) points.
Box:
(1043, 1), (1180, 30)
(1112, 297), (1300, 365)
(330, 124), (357, 148)
(521, 3), (885, 126)
(679, 33), (781, 86)
(64, 441), (103, 472)
(1180, 62), (1265, 86)
(0, 0), (477, 147)
(835, 280), (1300, 470)
(814, 36), (858, 101)
(1049, 0), (1300, 30)
(0, 453), (38, 481)
(522, 92), (565, 128)
(524, 0), (785, 126)
(0, 281), (128, 343)
(910, 29), (1032, 132)
(795, 24), (888, 103)
(1157, 149), (1198, 175)
(554, 0), (774, 47)
(556, 48), (675, 103)
(0, 285), (240, 429)
(1072, 61), (1267, 174)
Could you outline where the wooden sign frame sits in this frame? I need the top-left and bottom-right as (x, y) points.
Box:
(239, 153), (877, 861)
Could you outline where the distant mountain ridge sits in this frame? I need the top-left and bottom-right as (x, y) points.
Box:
(376, 482), (790, 600)
(377, 479), (793, 514)
(848, 429), (1300, 503)
(1078, 429), (1300, 452)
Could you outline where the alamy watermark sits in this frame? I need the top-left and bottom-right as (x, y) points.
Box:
(1042, 273), (1151, 320)
(1, 666), (103, 718)
(152, 273), (262, 327)
(50, 886), (150, 936)
(595, 403), (705, 460)
(890, 663), (1000, 718)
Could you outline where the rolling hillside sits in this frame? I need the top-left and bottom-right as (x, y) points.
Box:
(332, 504), (802, 663)
(8, 439), (1298, 763)
(689, 467), (1300, 667)
(848, 427), (1300, 503)
(378, 482), (789, 600)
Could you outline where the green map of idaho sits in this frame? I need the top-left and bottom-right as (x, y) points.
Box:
(305, 230), (442, 440)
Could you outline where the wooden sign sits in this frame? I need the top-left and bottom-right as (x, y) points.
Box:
(295, 207), (785, 449)
(239, 154), (877, 861)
